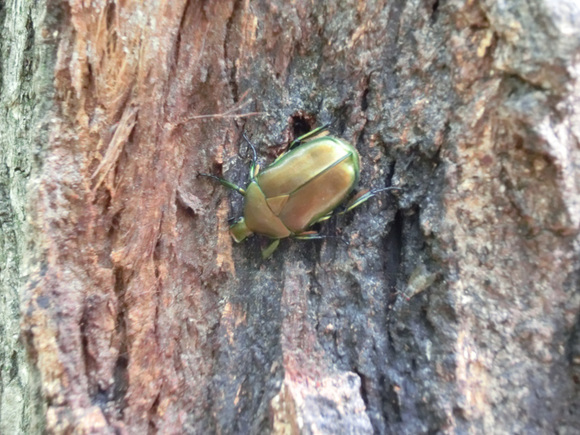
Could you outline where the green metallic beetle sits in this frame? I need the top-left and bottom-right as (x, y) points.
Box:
(201, 125), (396, 258)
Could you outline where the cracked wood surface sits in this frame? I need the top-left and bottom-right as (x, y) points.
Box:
(1, 0), (579, 433)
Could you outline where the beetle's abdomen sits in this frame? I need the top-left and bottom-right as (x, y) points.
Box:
(257, 137), (360, 233)
(258, 138), (359, 198)
(278, 157), (357, 232)
(244, 181), (291, 238)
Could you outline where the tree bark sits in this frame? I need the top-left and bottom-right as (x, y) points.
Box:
(1, 0), (579, 433)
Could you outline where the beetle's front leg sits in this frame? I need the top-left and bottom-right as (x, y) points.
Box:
(198, 173), (246, 196)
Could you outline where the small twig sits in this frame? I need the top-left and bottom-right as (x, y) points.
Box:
(175, 90), (268, 124)
(182, 111), (268, 121)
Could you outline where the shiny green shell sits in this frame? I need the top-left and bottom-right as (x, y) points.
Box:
(230, 136), (360, 242)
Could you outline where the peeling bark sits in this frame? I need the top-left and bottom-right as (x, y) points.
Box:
(1, 0), (579, 433)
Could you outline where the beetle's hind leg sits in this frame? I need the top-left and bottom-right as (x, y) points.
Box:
(262, 239), (280, 259)
(272, 124), (332, 164)
(312, 211), (334, 224)
(293, 231), (350, 246)
(289, 123), (331, 150)
(340, 186), (401, 214)
(198, 173), (246, 196)
(293, 231), (326, 240)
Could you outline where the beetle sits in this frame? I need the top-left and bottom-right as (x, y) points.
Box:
(201, 125), (397, 258)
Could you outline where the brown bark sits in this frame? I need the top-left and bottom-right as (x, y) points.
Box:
(8, 0), (580, 433)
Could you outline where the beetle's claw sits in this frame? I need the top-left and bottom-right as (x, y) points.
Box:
(370, 186), (402, 194)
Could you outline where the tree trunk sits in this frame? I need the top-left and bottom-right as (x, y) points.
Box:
(1, 0), (579, 433)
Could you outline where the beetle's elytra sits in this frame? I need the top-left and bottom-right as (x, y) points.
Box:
(201, 125), (397, 259)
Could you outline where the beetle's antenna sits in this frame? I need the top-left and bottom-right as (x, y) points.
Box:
(242, 133), (258, 163)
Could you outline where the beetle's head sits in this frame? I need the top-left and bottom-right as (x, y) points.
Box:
(230, 218), (253, 243)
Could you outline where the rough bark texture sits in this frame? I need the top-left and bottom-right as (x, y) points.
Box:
(1, 0), (579, 433)
(0, 0), (54, 432)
